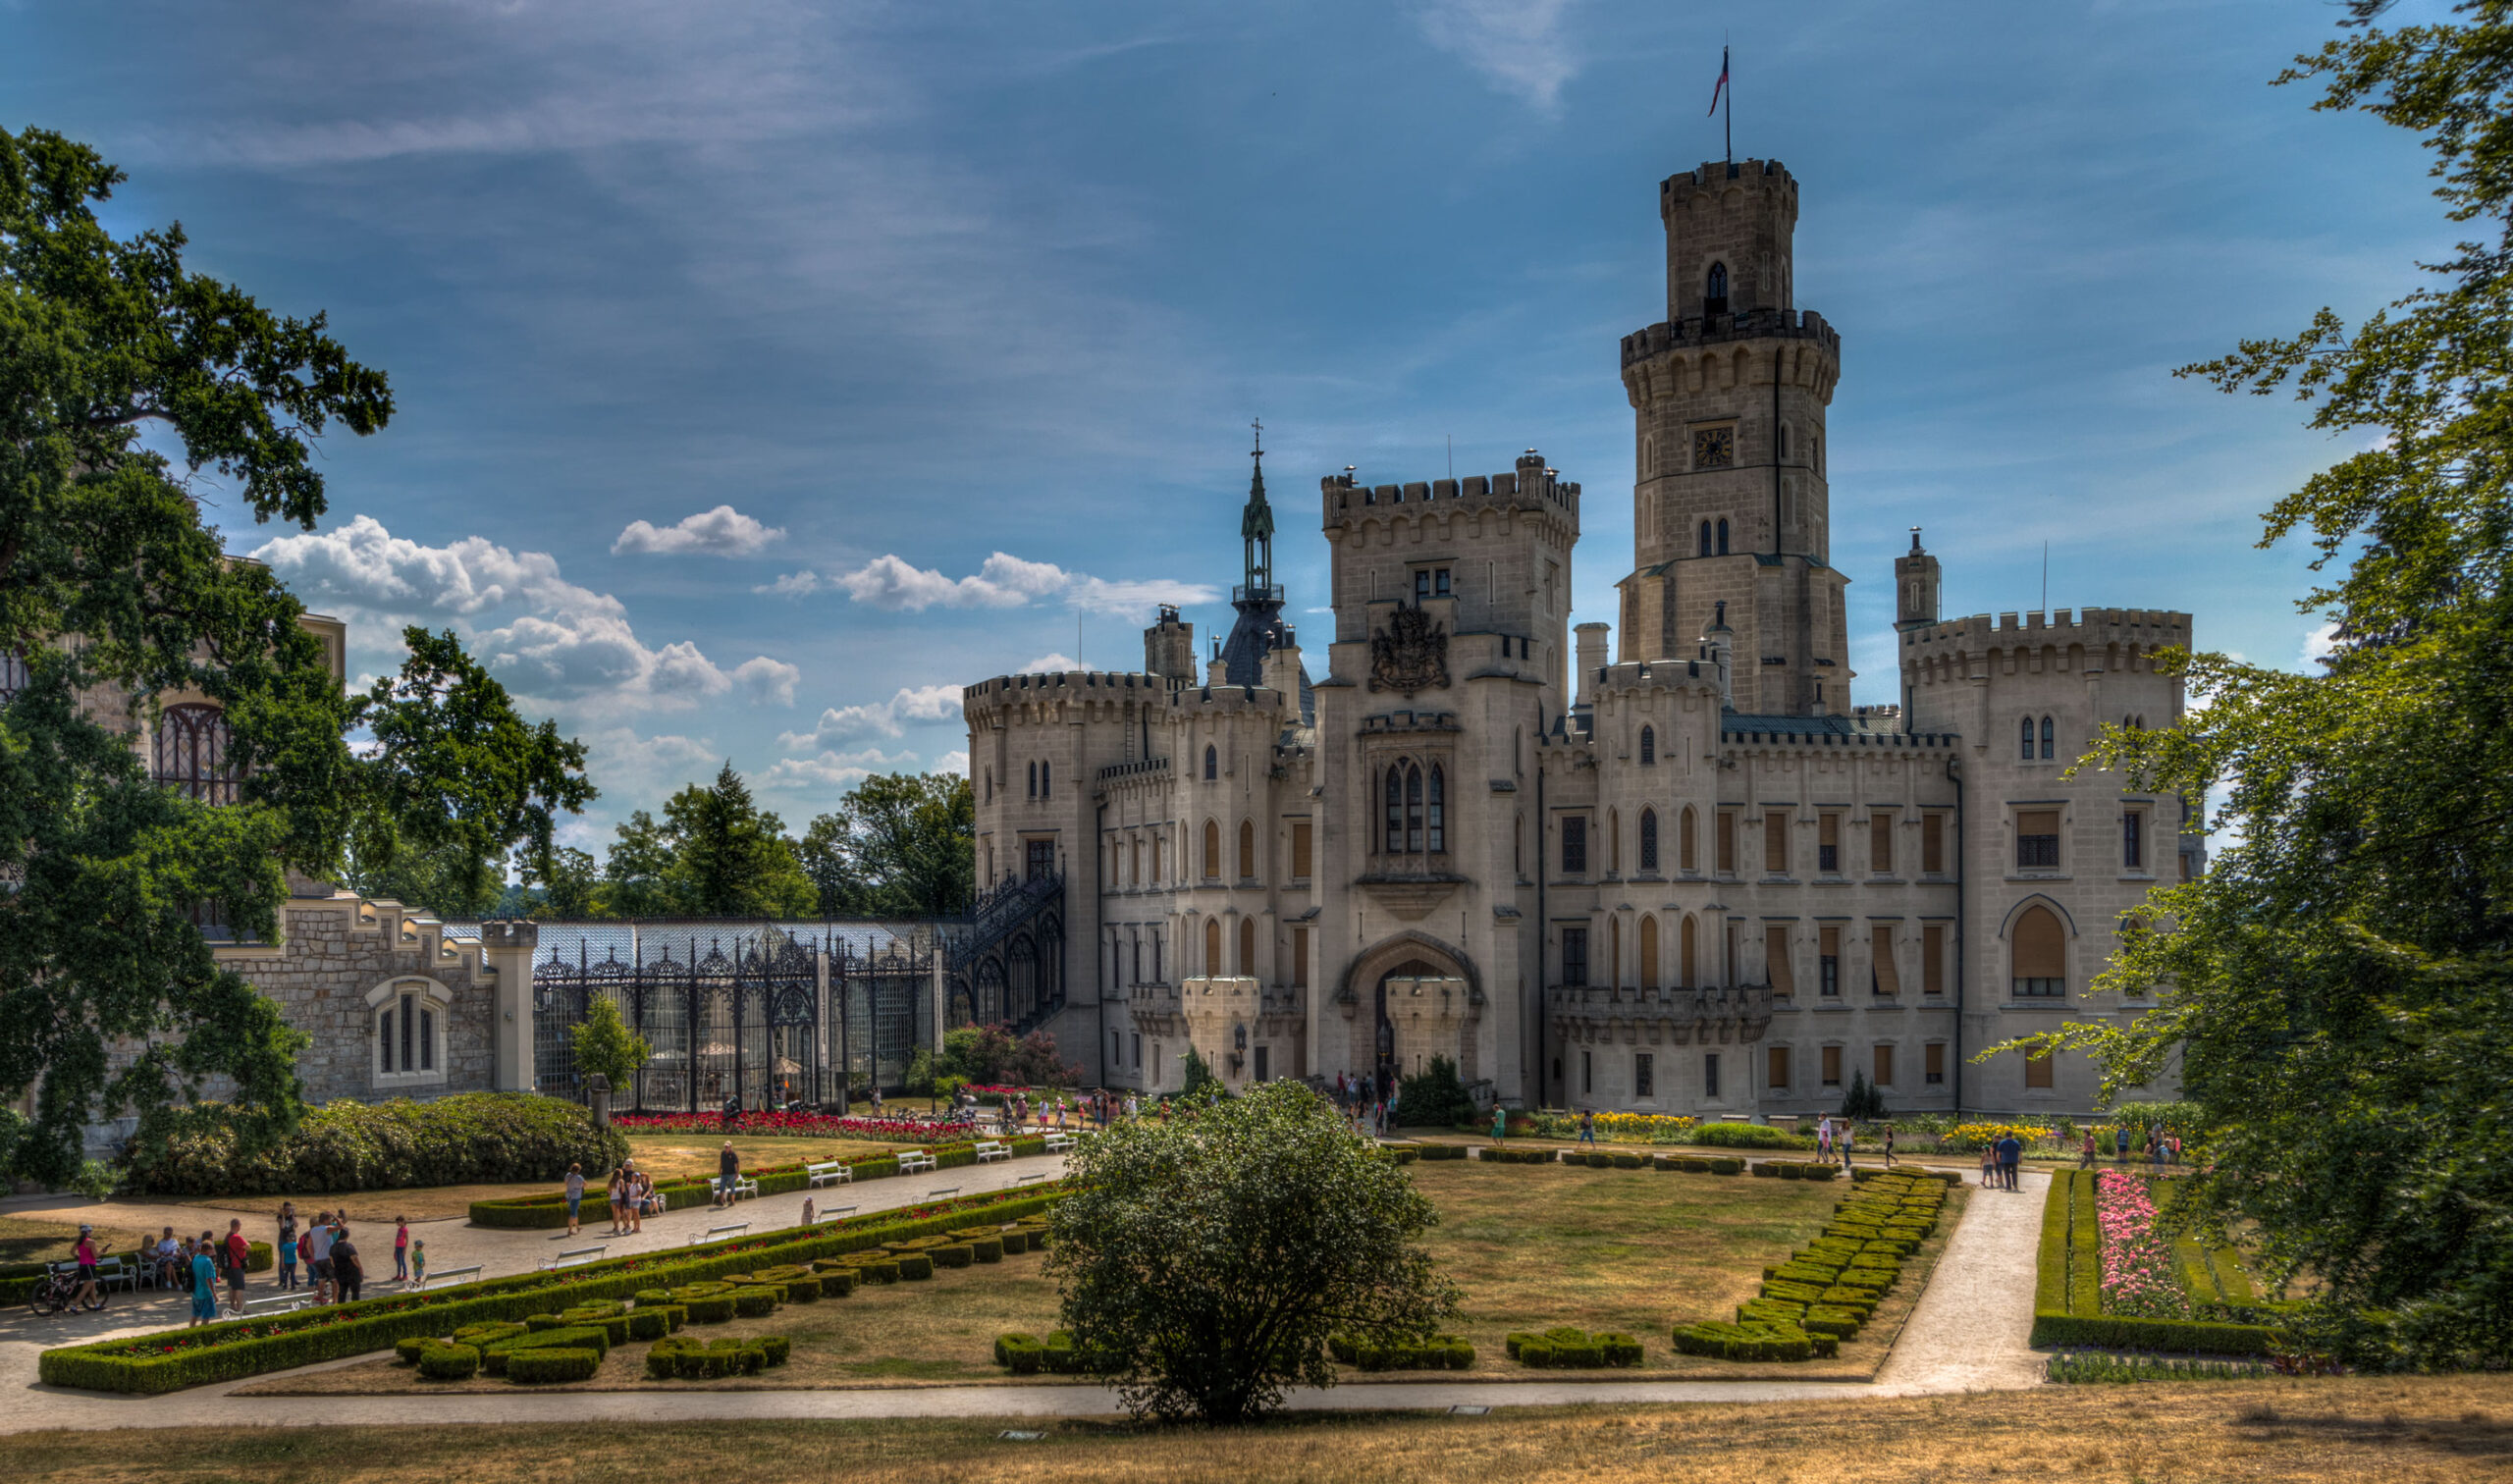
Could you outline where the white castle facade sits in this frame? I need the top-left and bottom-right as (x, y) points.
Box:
(964, 159), (2196, 1118)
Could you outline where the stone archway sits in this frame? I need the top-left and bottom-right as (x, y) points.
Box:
(1340, 932), (1479, 1097)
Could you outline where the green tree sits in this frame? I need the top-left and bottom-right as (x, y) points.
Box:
(0, 127), (391, 1183)
(598, 764), (815, 919)
(798, 771), (974, 919)
(601, 809), (682, 917)
(340, 837), (509, 920)
(2013, 3), (2513, 1366)
(1047, 1080), (1458, 1422)
(569, 996), (650, 1092)
(524, 846), (604, 920)
(1393, 1054), (1477, 1128)
(1840, 1070), (1885, 1123)
(1179, 1044), (1219, 1097)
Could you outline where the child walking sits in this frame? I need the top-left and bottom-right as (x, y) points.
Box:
(409, 1240), (427, 1289)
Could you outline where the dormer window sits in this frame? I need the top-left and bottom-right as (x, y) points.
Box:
(1705, 261), (1730, 316)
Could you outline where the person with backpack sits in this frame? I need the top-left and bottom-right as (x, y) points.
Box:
(328, 1221), (363, 1303)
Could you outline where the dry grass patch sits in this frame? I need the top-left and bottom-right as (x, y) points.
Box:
(25, 1376), (2513, 1483)
(0, 1214), (152, 1267)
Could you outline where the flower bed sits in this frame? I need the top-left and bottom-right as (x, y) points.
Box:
(611, 1110), (976, 1140)
(2027, 1168), (2276, 1355)
(466, 1134), (1048, 1228)
(38, 1184), (1070, 1395)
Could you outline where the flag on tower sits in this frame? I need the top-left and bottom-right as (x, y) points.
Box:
(1707, 47), (1729, 116)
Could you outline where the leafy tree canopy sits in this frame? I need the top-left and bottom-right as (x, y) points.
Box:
(570, 995), (651, 1092)
(797, 771), (974, 919)
(0, 127), (587, 1182)
(596, 763), (816, 918)
(1393, 1054), (1478, 1129)
(1047, 1081), (1457, 1422)
(2014, 3), (2513, 1366)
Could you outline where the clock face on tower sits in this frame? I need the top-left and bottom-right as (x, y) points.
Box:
(1692, 426), (1736, 470)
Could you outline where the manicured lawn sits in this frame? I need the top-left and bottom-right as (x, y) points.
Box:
(245, 1160), (1964, 1392)
(30, 1375), (2513, 1483)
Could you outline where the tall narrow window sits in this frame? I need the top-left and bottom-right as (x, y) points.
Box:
(1873, 1043), (1893, 1087)
(1698, 521), (1713, 557)
(1203, 918), (1221, 975)
(1926, 1041), (1947, 1085)
(1204, 745), (1217, 780)
(2122, 810), (2144, 870)
(1406, 765), (1424, 853)
(1291, 821), (1312, 879)
(1609, 916), (1623, 990)
(1716, 811), (1736, 874)
(2041, 716), (2057, 760)
(2012, 905), (2066, 996)
(1203, 821), (1221, 880)
(1766, 1045), (1791, 1090)
(1778, 423), (1791, 459)
(1871, 814), (1894, 874)
(1872, 925), (1900, 995)
(1821, 1045), (1844, 1087)
(1923, 924), (1947, 994)
(1717, 518), (1730, 555)
(1765, 925), (1795, 997)
(1040, 762), (1049, 797)
(0, 649), (27, 704)
(1238, 819), (1256, 879)
(1818, 814), (1840, 874)
(1638, 809), (1659, 872)
(1639, 915), (1660, 988)
(1237, 917), (1256, 976)
(1582, 1049), (1594, 1094)
(1680, 914), (1698, 987)
(1639, 725), (1656, 765)
(1561, 927), (1588, 986)
(1922, 815), (1945, 874)
(1680, 806), (1698, 873)
(1764, 812), (1790, 875)
(1291, 927), (1309, 988)
(1425, 766), (1445, 853)
(2020, 716), (2036, 761)
(1634, 1052), (1654, 1098)
(1384, 766), (1405, 854)
(1561, 816), (1586, 874)
(1819, 926), (1841, 996)
(1705, 260), (1729, 315)
(1704, 1052), (1722, 1099)
(399, 992), (414, 1072)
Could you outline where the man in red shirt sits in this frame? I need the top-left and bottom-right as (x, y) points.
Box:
(223, 1219), (251, 1317)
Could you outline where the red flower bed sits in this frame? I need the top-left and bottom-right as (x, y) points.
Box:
(613, 1110), (975, 1140)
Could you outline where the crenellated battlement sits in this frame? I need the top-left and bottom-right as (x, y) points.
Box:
(1899, 607), (2192, 668)
(1661, 157), (1796, 213)
(1590, 657), (1716, 695)
(1619, 306), (1840, 369)
(1318, 464), (1581, 528)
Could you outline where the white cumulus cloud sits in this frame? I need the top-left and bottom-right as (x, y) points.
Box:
(829, 551), (1215, 617)
(1409, 0), (1584, 113)
(933, 749), (970, 778)
(613, 504), (785, 556)
(754, 569), (823, 596)
(255, 514), (795, 712)
(760, 746), (922, 792)
(780, 683), (963, 748)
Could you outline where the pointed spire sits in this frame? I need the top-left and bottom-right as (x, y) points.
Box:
(1241, 417), (1273, 592)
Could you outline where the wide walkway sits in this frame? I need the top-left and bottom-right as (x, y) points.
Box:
(0, 1162), (2053, 1432)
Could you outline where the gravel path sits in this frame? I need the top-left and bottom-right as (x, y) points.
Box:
(0, 1161), (2053, 1431)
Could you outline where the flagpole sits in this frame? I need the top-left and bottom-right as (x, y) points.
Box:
(1725, 45), (1733, 168)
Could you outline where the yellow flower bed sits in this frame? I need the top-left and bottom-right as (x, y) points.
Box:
(1949, 1122), (2055, 1151)
(1591, 1112), (1699, 1142)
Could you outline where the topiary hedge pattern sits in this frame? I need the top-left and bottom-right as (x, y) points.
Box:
(645, 1334), (792, 1379)
(1326, 1332), (1477, 1371)
(990, 1330), (1104, 1374)
(466, 1135), (1054, 1229)
(1505, 1327), (1642, 1368)
(1652, 1154), (1747, 1176)
(1672, 1169), (1950, 1364)
(42, 1185), (1068, 1394)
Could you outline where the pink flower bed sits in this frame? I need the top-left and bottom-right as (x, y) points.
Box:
(2095, 1169), (2189, 1319)
(613, 1110), (975, 1140)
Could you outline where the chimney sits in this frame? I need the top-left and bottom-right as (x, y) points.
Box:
(1575, 622), (1610, 708)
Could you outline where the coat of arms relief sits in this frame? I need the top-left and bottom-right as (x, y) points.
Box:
(1367, 607), (1450, 696)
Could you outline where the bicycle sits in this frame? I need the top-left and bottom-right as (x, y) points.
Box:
(26, 1246), (111, 1317)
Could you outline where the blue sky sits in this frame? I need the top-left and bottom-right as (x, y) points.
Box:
(1, 1), (2452, 846)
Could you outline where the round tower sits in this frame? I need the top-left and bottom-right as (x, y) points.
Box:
(1618, 159), (1846, 716)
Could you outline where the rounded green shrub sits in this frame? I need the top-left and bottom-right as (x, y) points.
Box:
(996, 1230), (1029, 1256)
(995, 1332), (1044, 1372)
(416, 1341), (481, 1380)
(395, 1336), (430, 1365)
(896, 1253), (935, 1281)
(817, 1269), (857, 1298)
(933, 1245), (974, 1269)
(757, 1335), (791, 1367)
(508, 1347), (602, 1385)
(627, 1309), (670, 1342)
(729, 1285), (781, 1318)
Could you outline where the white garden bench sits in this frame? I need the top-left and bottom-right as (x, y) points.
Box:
(808, 1205), (857, 1227)
(723, 1175), (760, 1201)
(973, 1140), (1011, 1164)
(896, 1150), (938, 1175)
(242, 1292), (314, 1317)
(806, 1160), (853, 1188)
(926, 1187), (960, 1200)
(415, 1264), (480, 1291)
(540, 1244), (607, 1272)
(1042, 1133), (1078, 1154)
(1014, 1172), (1047, 1187)
(690, 1223), (749, 1246)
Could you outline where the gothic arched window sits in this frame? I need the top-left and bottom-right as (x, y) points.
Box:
(1203, 820), (1221, 880)
(1705, 261), (1729, 315)
(1406, 764), (1424, 854)
(1639, 725), (1656, 765)
(1384, 766), (1406, 855)
(1698, 521), (1712, 558)
(1639, 808), (1659, 873)
(1426, 765), (1445, 853)
(2041, 716), (2057, 760)
(2020, 716), (2037, 762)
(1237, 819), (1256, 879)
(1027, 761), (1037, 797)
(1237, 916), (1256, 976)
(153, 704), (237, 805)
(1040, 761), (1050, 798)
(1204, 744), (1217, 780)
(0, 650), (27, 705)
(1779, 423), (1791, 459)
(1716, 518), (1730, 555)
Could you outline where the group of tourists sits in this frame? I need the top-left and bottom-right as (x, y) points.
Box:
(560, 1161), (664, 1235)
(146, 1205), (413, 1325)
(1330, 1073), (1394, 1137)
(1811, 1116), (1897, 1170)
(2079, 1123), (2183, 1169)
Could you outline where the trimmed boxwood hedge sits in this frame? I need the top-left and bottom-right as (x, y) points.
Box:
(2026, 1168), (2279, 1355)
(127, 1093), (628, 1197)
(1506, 1327), (1640, 1368)
(40, 1184), (1068, 1394)
(1326, 1332), (1476, 1371)
(414, 1341), (481, 1380)
(508, 1347), (603, 1384)
(1416, 1143), (1469, 1161)
(465, 1134), (1053, 1229)
(645, 1333), (792, 1380)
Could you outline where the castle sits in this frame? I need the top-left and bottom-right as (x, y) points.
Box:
(964, 159), (2196, 1118)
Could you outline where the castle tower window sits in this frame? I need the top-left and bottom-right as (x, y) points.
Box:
(1704, 1051), (1721, 1099)
(1237, 917), (1256, 976)
(2012, 905), (2066, 997)
(1922, 815), (1945, 874)
(1923, 925), (1947, 994)
(1778, 423), (1791, 459)
(1717, 518), (1730, 555)
(1634, 1052), (1653, 1099)
(1680, 914), (1699, 986)
(2041, 716), (2057, 761)
(1561, 815), (1586, 874)
(1385, 766), (1406, 855)
(1291, 821), (1312, 880)
(1560, 927), (1588, 986)
(1040, 762), (1050, 798)
(1238, 819), (1256, 880)
(2122, 809), (2145, 870)
(1203, 821), (1222, 881)
(2019, 716), (2036, 762)
(984, 768), (992, 803)
(1639, 914), (1660, 988)
(1028, 761), (1038, 797)
(153, 703), (237, 805)
(1818, 814), (1840, 874)
(1638, 809), (1659, 873)
(1680, 806), (1698, 873)
(1763, 812), (1790, 876)
(1609, 916), (1623, 990)
(1716, 811), (1736, 874)
(1204, 745), (1217, 780)
(1871, 813), (1894, 874)
(1425, 766), (1445, 853)
(1407, 765), (1425, 853)
(1765, 925), (1795, 997)
(2017, 810), (2060, 870)
(1705, 260), (1729, 316)
(1203, 918), (1221, 975)
(1639, 725), (1656, 765)
(1698, 521), (1713, 558)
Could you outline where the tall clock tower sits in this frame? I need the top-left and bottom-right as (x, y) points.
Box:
(1614, 159), (1847, 716)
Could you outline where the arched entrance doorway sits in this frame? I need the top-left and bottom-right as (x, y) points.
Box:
(1372, 959), (1446, 1100)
